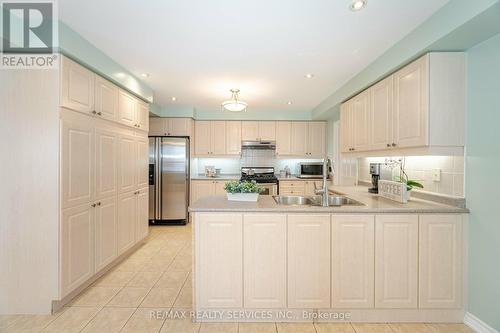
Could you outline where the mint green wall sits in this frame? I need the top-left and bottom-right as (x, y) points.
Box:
(466, 33), (500, 330)
(312, 0), (500, 120)
(59, 22), (153, 102)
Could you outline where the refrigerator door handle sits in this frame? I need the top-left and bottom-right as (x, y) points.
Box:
(155, 138), (161, 219)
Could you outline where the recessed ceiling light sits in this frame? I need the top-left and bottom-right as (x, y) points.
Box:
(171, 97), (177, 102)
(287, 101), (293, 105)
(140, 73), (150, 78)
(350, 0), (367, 11)
(305, 73), (314, 79)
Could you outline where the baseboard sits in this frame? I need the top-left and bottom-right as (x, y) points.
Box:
(464, 312), (499, 333)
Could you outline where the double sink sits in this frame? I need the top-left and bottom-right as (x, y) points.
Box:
(273, 195), (364, 207)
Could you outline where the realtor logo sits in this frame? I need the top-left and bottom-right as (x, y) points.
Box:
(1, 1), (58, 69)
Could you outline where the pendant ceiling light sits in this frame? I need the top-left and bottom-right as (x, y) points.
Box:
(221, 89), (247, 112)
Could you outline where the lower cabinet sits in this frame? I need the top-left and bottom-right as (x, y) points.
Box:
(332, 215), (375, 308)
(419, 214), (463, 308)
(60, 203), (95, 297)
(244, 214), (287, 308)
(136, 188), (149, 241)
(375, 215), (418, 308)
(117, 188), (149, 255)
(95, 196), (117, 272)
(288, 214), (331, 308)
(191, 180), (228, 203)
(197, 213), (243, 308)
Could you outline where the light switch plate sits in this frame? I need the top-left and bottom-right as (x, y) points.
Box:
(433, 168), (441, 182)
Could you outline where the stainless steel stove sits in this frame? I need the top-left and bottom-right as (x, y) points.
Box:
(240, 167), (278, 195)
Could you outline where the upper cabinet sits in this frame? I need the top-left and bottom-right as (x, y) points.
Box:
(60, 55), (150, 132)
(149, 117), (193, 136)
(194, 121), (227, 156)
(341, 52), (465, 155)
(242, 121), (276, 141)
(275, 121), (326, 157)
(226, 121), (242, 156)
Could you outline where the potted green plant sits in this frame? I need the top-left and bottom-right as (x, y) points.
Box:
(394, 158), (424, 201)
(224, 180), (263, 202)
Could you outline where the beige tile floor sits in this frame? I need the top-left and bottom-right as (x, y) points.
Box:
(0, 224), (476, 333)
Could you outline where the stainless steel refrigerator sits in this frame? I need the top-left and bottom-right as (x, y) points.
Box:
(149, 137), (190, 225)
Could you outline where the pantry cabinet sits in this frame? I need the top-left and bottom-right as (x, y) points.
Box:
(117, 190), (137, 255)
(118, 90), (137, 128)
(95, 123), (118, 200)
(94, 76), (118, 122)
(149, 117), (193, 136)
(242, 121), (276, 141)
(341, 52), (465, 154)
(375, 215), (418, 308)
(243, 214), (287, 308)
(288, 214), (331, 308)
(419, 214), (463, 308)
(136, 102), (149, 132)
(136, 136), (149, 189)
(118, 133), (137, 194)
(136, 188), (149, 242)
(61, 56), (95, 114)
(332, 215), (375, 308)
(196, 213), (243, 308)
(94, 196), (117, 272)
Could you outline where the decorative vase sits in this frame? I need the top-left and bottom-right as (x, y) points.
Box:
(226, 193), (259, 202)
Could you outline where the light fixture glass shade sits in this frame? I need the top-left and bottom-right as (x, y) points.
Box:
(222, 89), (247, 112)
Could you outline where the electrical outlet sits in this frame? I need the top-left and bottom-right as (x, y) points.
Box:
(433, 169), (441, 182)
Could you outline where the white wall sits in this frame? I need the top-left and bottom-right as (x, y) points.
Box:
(0, 69), (60, 314)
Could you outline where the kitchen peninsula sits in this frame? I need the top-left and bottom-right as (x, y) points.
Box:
(189, 187), (468, 323)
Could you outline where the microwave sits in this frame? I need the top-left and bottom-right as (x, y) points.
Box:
(298, 162), (324, 179)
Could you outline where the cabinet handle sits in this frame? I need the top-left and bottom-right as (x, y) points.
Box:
(97, 202), (101, 206)
(91, 203), (96, 207)
(387, 143), (391, 147)
(392, 143), (397, 147)
(91, 110), (97, 115)
(138, 125), (141, 128)
(97, 112), (102, 116)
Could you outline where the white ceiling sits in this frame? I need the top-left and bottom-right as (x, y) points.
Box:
(59, 0), (449, 115)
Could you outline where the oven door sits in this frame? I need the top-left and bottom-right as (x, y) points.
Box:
(257, 183), (278, 195)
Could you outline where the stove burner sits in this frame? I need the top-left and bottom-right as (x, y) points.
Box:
(240, 167), (278, 184)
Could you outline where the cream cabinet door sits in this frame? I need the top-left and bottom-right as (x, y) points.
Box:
(214, 181), (227, 195)
(118, 134), (136, 193)
(375, 215), (418, 308)
(136, 136), (149, 189)
(61, 110), (95, 209)
(393, 55), (429, 148)
(242, 121), (259, 141)
(136, 188), (149, 242)
(332, 215), (375, 308)
(94, 196), (117, 272)
(61, 56), (95, 114)
(169, 118), (192, 136)
(276, 121), (291, 156)
(370, 75), (393, 151)
(352, 91), (370, 152)
(244, 214), (286, 308)
(291, 122), (308, 156)
(308, 122), (326, 157)
(196, 213), (243, 308)
(304, 181), (322, 196)
(225, 121), (242, 155)
(118, 90), (137, 128)
(95, 122), (117, 200)
(149, 118), (168, 136)
(191, 180), (215, 203)
(117, 191), (137, 255)
(340, 101), (354, 153)
(194, 121), (212, 156)
(211, 121), (226, 155)
(136, 102), (149, 132)
(419, 214), (462, 309)
(61, 203), (94, 297)
(288, 214), (331, 308)
(94, 75), (118, 122)
(258, 121), (276, 141)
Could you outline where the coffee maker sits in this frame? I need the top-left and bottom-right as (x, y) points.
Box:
(369, 163), (381, 194)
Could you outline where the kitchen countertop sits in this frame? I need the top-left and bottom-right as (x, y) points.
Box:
(188, 185), (469, 214)
(191, 174), (240, 180)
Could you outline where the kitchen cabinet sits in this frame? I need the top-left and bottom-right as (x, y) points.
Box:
(136, 188), (149, 242)
(291, 121), (308, 156)
(149, 117), (192, 136)
(196, 213), (243, 308)
(194, 121), (226, 156)
(94, 76), (118, 122)
(307, 122), (326, 157)
(61, 110), (95, 209)
(118, 90), (137, 128)
(61, 56), (95, 114)
(117, 190), (137, 255)
(225, 121), (242, 155)
(332, 215), (375, 308)
(276, 121), (292, 155)
(136, 136), (149, 189)
(118, 133), (137, 194)
(95, 122), (118, 200)
(191, 179), (228, 203)
(275, 121), (326, 157)
(136, 101), (149, 132)
(94, 196), (117, 272)
(288, 214), (330, 308)
(60, 203), (94, 297)
(243, 214), (287, 308)
(375, 215), (418, 308)
(242, 121), (276, 141)
(278, 180), (306, 196)
(341, 53), (465, 154)
(304, 180), (322, 196)
(419, 214), (463, 308)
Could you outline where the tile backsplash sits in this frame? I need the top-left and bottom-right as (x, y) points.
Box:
(358, 156), (465, 197)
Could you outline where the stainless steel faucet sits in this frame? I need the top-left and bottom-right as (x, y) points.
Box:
(314, 157), (329, 207)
